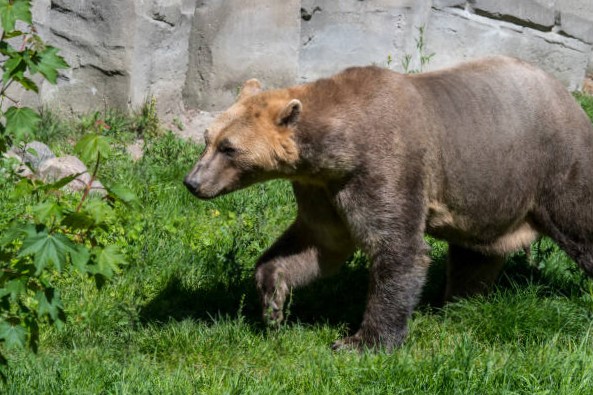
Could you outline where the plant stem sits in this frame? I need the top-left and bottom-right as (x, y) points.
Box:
(1, 79), (14, 97)
(2, 92), (20, 105)
(0, 78), (14, 108)
(76, 154), (101, 212)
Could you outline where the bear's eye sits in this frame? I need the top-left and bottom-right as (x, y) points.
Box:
(218, 141), (237, 156)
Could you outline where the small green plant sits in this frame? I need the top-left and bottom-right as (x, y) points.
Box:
(388, 26), (435, 74)
(35, 107), (73, 142)
(0, 133), (134, 345)
(0, 0), (136, 379)
(172, 116), (184, 131)
(134, 96), (161, 138)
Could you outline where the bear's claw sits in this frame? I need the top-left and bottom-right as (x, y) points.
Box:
(331, 335), (364, 352)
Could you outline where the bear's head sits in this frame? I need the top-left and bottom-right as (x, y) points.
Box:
(184, 79), (302, 199)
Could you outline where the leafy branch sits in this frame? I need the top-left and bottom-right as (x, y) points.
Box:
(0, 0), (138, 381)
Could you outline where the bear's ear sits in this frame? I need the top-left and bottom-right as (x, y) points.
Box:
(237, 79), (262, 101)
(277, 99), (302, 127)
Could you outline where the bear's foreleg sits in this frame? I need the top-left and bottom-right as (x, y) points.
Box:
(332, 245), (430, 351)
(255, 220), (352, 325)
(332, 169), (429, 351)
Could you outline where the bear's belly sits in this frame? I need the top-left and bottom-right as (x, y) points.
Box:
(426, 201), (539, 255)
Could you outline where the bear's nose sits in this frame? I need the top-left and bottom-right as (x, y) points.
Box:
(183, 176), (200, 192)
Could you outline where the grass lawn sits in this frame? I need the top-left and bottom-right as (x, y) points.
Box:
(2, 99), (593, 394)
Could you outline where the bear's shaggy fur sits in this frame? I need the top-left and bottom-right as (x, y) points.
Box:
(184, 56), (593, 351)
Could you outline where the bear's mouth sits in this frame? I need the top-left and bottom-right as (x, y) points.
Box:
(183, 176), (211, 200)
(183, 177), (234, 200)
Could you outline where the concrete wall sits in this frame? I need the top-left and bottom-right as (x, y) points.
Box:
(21, 0), (593, 114)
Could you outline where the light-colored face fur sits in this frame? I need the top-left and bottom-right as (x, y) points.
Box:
(184, 79), (301, 199)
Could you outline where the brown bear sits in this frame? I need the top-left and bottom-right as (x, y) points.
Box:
(184, 56), (593, 351)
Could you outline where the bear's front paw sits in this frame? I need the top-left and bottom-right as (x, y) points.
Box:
(262, 301), (284, 326)
(256, 265), (289, 326)
(332, 329), (403, 352)
(331, 335), (364, 352)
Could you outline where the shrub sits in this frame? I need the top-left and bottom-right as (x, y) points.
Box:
(0, 0), (136, 379)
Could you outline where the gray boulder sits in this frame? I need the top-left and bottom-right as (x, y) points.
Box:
(9, 141), (56, 170)
(3, 150), (34, 178)
(38, 155), (106, 195)
(4, 141), (56, 178)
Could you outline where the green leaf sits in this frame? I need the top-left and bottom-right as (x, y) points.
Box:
(2, 53), (25, 84)
(4, 106), (40, 142)
(3, 30), (23, 39)
(0, 221), (34, 247)
(0, 320), (26, 349)
(0, 40), (16, 57)
(75, 134), (111, 164)
(9, 177), (35, 199)
(35, 288), (64, 323)
(32, 201), (63, 223)
(36, 46), (68, 84)
(92, 245), (126, 279)
(62, 211), (95, 231)
(69, 245), (90, 273)
(106, 184), (139, 207)
(18, 228), (75, 273)
(0, 0), (32, 31)
(39, 172), (83, 192)
(13, 74), (38, 92)
(21, 48), (41, 75)
(0, 279), (26, 300)
(83, 199), (114, 226)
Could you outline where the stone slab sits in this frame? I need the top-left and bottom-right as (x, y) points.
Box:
(129, 0), (195, 114)
(183, 0), (301, 110)
(471, 0), (556, 29)
(299, 0), (431, 81)
(425, 7), (591, 91)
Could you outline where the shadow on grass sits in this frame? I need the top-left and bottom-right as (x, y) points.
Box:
(138, 265), (371, 330)
(139, 275), (262, 326)
(139, 244), (588, 331)
(139, 255), (449, 331)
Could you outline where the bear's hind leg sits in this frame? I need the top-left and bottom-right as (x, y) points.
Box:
(533, 206), (593, 277)
(445, 244), (506, 301)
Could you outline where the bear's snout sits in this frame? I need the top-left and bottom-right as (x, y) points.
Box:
(183, 175), (203, 197)
(184, 171), (222, 200)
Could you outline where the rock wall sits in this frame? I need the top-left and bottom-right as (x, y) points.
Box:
(32, 0), (135, 112)
(183, 0), (300, 110)
(428, 1), (593, 90)
(20, 0), (593, 115)
(298, 0), (433, 82)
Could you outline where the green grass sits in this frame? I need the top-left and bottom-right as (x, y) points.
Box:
(575, 92), (593, 121)
(3, 103), (593, 393)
